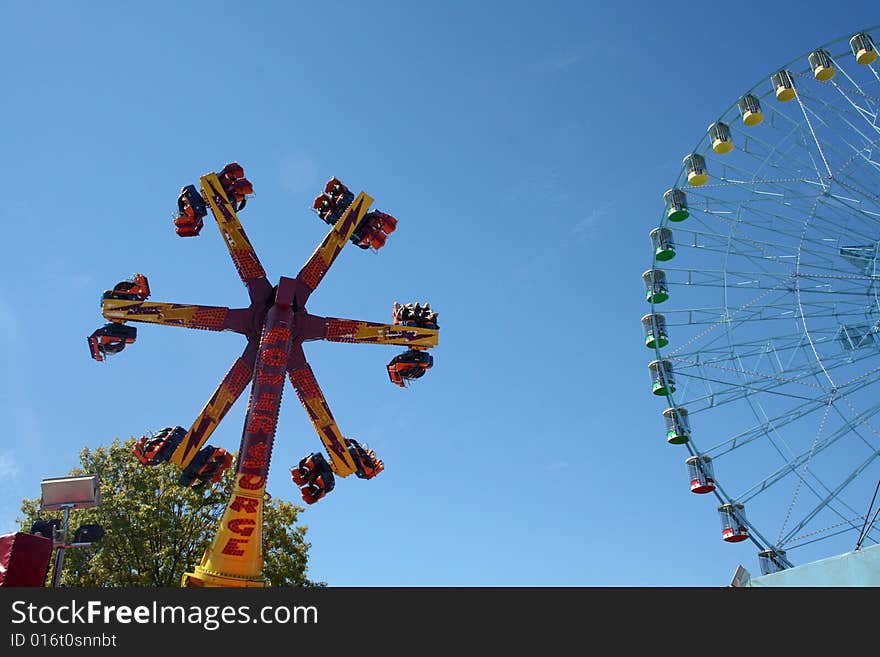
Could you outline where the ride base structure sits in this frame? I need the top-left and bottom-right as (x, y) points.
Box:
(88, 163), (439, 587)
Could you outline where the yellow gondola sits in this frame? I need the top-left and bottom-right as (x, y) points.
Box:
(683, 153), (708, 187)
(851, 32), (878, 65)
(771, 70), (796, 102)
(808, 48), (835, 81)
(708, 121), (734, 154)
(738, 93), (764, 126)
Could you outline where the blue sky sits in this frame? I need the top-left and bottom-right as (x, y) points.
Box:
(2, 1), (879, 586)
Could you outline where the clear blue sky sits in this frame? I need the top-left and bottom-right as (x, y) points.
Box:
(2, 1), (878, 586)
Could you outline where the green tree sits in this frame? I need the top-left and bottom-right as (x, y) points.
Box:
(17, 437), (322, 587)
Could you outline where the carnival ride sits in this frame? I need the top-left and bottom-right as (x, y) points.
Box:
(87, 163), (439, 586)
(643, 28), (880, 578)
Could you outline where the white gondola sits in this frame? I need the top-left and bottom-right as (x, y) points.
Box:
(683, 153), (708, 187)
(708, 121), (734, 154)
(643, 269), (668, 304)
(758, 548), (788, 575)
(650, 227), (675, 261)
(718, 503), (749, 543)
(663, 407), (690, 445)
(663, 188), (689, 222)
(648, 359), (675, 396)
(642, 313), (668, 349)
(685, 454), (715, 493)
(808, 48), (835, 81)
(738, 93), (764, 126)
(850, 32), (878, 65)
(771, 69), (796, 102)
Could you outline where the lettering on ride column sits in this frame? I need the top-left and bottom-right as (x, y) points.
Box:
(220, 492), (262, 557)
(238, 475), (266, 490)
(221, 498), (259, 556)
(222, 308), (291, 558)
(229, 496), (259, 513)
(242, 443), (268, 470)
(256, 371), (284, 385)
(238, 324), (291, 478)
(228, 519), (256, 536)
(221, 538), (248, 557)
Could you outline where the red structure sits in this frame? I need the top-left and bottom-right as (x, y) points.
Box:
(87, 163), (440, 586)
(0, 532), (53, 587)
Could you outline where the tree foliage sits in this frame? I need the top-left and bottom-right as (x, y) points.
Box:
(17, 437), (321, 587)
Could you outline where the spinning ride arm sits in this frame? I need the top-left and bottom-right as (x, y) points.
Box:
(295, 192), (374, 305)
(314, 316), (439, 349)
(199, 173), (274, 304)
(168, 341), (258, 469)
(287, 344), (358, 477)
(101, 299), (252, 334)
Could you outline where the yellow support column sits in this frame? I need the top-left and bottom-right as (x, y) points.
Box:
(182, 276), (297, 587)
(181, 473), (268, 587)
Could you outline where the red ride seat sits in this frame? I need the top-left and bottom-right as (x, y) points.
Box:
(346, 438), (384, 480)
(219, 162), (244, 182)
(371, 210), (397, 234)
(291, 452), (335, 504)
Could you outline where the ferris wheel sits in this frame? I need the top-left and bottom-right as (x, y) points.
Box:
(643, 28), (880, 576)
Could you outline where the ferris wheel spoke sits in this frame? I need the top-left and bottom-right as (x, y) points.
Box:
(692, 182), (825, 208)
(759, 105), (833, 184)
(680, 330), (854, 379)
(800, 88), (880, 154)
(697, 138), (822, 188)
(699, 379), (880, 542)
(677, 226), (804, 263)
(671, 363), (826, 407)
(776, 396), (837, 543)
(705, 171), (821, 193)
(661, 295), (875, 329)
(830, 65), (880, 118)
(807, 201), (880, 250)
(705, 395), (834, 458)
(659, 293), (793, 332)
(830, 175), (880, 218)
(827, 178), (880, 217)
(665, 266), (793, 287)
(738, 424), (875, 507)
(715, 128), (831, 183)
(669, 266), (880, 294)
(784, 521), (878, 551)
(731, 398), (880, 549)
(669, 335), (877, 406)
(676, 328), (880, 390)
(794, 92), (844, 179)
(776, 448), (880, 547)
(659, 283), (793, 342)
(798, 106), (880, 185)
(687, 195), (857, 249)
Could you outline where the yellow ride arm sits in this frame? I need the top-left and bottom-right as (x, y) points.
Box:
(323, 317), (439, 349)
(169, 346), (256, 468)
(102, 299), (238, 331)
(200, 173), (271, 300)
(287, 348), (357, 477)
(296, 192), (373, 294)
